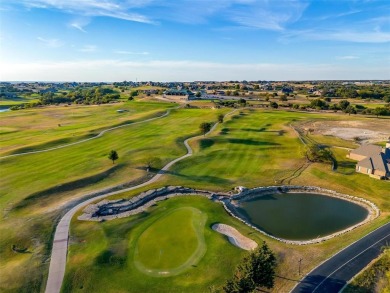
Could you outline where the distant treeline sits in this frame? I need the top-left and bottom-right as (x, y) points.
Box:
(10, 87), (121, 110)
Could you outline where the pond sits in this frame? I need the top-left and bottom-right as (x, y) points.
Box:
(235, 193), (369, 241)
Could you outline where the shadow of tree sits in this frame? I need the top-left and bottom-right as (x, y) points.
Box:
(294, 274), (346, 293)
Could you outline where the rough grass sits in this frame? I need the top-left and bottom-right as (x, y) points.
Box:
(345, 248), (390, 293)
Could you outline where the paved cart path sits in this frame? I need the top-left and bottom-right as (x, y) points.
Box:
(291, 221), (390, 293)
(45, 109), (237, 293)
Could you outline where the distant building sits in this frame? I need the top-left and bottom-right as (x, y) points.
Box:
(348, 142), (390, 179)
(163, 89), (195, 100)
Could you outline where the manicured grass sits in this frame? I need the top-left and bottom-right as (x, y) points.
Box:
(0, 95), (39, 107)
(0, 101), (174, 155)
(2, 106), (389, 293)
(134, 207), (206, 276)
(0, 106), (228, 292)
(63, 196), (249, 293)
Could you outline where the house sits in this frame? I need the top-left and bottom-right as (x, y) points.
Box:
(163, 89), (195, 101)
(348, 142), (390, 179)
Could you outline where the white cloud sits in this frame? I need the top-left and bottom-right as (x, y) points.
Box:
(282, 29), (390, 43)
(8, 0), (309, 30)
(113, 50), (149, 55)
(337, 56), (360, 60)
(69, 18), (90, 32)
(1, 59), (388, 81)
(15, 0), (156, 24)
(37, 37), (64, 48)
(78, 45), (97, 52)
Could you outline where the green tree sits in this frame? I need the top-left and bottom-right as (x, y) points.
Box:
(269, 101), (278, 109)
(108, 150), (119, 164)
(146, 157), (162, 172)
(345, 105), (357, 115)
(200, 122), (212, 136)
(218, 114), (224, 123)
(223, 242), (277, 293)
(338, 99), (350, 110)
(195, 91), (201, 98)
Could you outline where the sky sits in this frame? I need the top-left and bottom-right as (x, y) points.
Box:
(0, 0), (389, 81)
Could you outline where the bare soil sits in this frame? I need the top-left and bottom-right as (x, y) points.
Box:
(303, 120), (390, 144)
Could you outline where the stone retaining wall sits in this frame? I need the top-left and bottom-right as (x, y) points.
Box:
(78, 186), (218, 222)
(78, 185), (380, 245)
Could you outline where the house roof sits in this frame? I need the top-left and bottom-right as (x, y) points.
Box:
(350, 144), (383, 157)
(356, 149), (390, 174)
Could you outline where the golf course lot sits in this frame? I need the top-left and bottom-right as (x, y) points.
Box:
(134, 207), (207, 277)
(1, 104), (389, 292)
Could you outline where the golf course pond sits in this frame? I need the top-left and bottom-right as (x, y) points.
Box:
(233, 192), (369, 241)
(79, 185), (379, 245)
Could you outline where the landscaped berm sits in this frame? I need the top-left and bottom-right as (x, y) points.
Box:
(134, 207), (207, 277)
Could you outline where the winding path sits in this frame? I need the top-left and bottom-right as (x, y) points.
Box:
(291, 221), (390, 293)
(0, 107), (177, 160)
(44, 109), (237, 293)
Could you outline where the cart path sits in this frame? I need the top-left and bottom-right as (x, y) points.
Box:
(44, 109), (237, 293)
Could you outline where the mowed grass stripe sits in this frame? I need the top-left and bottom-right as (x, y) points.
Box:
(0, 108), (228, 209)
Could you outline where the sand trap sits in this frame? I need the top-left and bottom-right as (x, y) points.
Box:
(212, 223), (257, 251)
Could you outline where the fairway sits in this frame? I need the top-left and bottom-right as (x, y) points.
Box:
(134, 207), (207, 276)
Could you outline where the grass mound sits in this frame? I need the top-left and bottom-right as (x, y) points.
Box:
(134, 207), (207, 276)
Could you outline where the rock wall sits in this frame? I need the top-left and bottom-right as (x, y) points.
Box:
(78, 185), (380, 246)
(78, 186), (218, 222)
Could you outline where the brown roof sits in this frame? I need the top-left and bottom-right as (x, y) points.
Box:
(356, 148), (390, 174)
(350, 144), (383, 157)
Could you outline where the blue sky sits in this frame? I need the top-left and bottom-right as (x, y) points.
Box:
(0, 0), (389, 81)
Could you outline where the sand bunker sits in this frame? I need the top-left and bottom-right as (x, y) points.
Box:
(212, 223), (257, 251)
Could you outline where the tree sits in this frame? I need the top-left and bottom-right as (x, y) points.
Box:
(195, 91), (201, 98)
(146, 157), (162, 172)
(218, 114), (224, 123)
(338, 99), (350, 110)
(269, 101), (278, 109)
(108, 150), (118, 164)
(223, 242), (277, 293)
(239, 98), (247, 106)
(200, 122), (212, 136)
(345, 105), (357, 115)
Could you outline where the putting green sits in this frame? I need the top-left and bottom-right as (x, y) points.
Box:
(134, 207), (207, 277)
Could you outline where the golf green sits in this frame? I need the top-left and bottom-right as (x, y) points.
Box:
(134, 207), (207, 277)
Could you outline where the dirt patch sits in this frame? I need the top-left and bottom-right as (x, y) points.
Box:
(303, 120), (390, 144)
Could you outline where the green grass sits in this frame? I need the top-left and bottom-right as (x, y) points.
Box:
(0, 95), (39, 107)
(0, 106), (228, 293)
(63, 196), (250, 293)
(134, 207), (206, 276)
(2, 106), (389, 293)
(0, 100), (174, 156)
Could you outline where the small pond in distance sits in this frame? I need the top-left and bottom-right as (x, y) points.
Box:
(235, 193), (368, 240)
